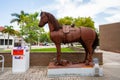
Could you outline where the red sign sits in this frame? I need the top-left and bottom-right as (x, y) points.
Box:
(13, 49), (24, 55)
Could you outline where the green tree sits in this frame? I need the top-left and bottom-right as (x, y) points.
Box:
(74, 17), (95, 29)
(10, 11), (49, 46)
(58, 16), (73, 26)
(40, 32), (51, 42)
(10, 10), (28, 24)
(58, 16), (95, 29)
(22, 12), (45, 46)
(1, 26), (19, 48)
(10, 10), (29, 35)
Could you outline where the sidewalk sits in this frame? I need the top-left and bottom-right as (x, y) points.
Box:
(0, 50), (120, 80)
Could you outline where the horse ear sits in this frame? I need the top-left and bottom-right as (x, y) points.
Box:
(40, 10), (43, 13)
(40, 10), (43, 16)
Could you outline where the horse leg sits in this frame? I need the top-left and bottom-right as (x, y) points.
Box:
(80, 42), (88, 63)
(84, 42), (93, 65)
(87, 46), (94, 65)
(55, 43), (69, 66)
(55, 43), (61, 65)
(84, 47), (88, 63)
(88, 47), (93, 62)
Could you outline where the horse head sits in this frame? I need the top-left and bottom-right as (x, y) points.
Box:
(38, 11), (61, 31)
(38, 11), (48, 27)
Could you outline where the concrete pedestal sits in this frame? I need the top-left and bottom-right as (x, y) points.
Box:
(48, 62), (103, 77)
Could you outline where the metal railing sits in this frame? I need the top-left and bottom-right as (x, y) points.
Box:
(0, 55), (4, 72)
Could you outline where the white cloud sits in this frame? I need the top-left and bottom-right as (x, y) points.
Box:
(36, 0), (120, 30)
(104, 7), (120, 23)
(54, 0), (120, 18)
(105, 14), (120, 23)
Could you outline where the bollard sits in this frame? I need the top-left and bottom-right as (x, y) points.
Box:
(93, 58), (100, 76)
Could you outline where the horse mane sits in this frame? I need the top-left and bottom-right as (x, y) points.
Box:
(45, 12), (62, 31)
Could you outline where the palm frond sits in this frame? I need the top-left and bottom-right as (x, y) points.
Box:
(21, 10), (29, 16)
(11, 13), (20, 18)
(10, 19), (20, 23)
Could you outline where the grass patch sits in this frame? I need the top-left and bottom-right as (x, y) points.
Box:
(31, 47), (75, 52)
(0, 49), (11, 53)
(0, 47), (76, 53)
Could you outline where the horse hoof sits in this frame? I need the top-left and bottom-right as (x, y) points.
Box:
(61, 60), (69, 66)
(89, 62), (94, 66)
(85, 60), (89, 65)
(54, 60), (69, 66)
(54, 62), (61, 66)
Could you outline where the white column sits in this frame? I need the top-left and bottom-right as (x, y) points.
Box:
(3, 34), (5, 48)
(12, 36), (15, 48)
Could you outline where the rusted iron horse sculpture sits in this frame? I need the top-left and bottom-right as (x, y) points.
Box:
(38, 11), (98, 65)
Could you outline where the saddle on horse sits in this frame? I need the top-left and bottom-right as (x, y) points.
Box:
(63, 25), (76, 34)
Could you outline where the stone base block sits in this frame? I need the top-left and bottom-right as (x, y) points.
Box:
(48, 62), (103, 77)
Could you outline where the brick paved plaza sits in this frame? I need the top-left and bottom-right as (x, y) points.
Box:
(0, 50), (120, 80)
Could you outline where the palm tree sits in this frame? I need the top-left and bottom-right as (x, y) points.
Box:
(1, 26), (19, 48)
(10, 10), (29, 24)
(10, 10), (29, 35)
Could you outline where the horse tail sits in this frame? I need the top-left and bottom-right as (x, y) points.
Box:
(92, 32), (99, 52)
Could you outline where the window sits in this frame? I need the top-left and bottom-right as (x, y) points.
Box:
(0, 39), (4, 45)
(0, 39), (13, 45)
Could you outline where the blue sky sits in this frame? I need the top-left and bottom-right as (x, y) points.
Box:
(0, 0), (120, 31)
